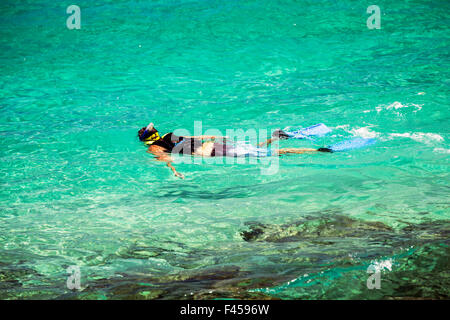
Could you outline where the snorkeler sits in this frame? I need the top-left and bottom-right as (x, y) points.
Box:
(138, 123), (332, 179)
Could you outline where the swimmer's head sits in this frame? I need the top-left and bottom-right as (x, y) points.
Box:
(138, 122), (160, 142)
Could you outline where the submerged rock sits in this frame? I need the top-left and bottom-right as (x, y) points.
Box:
(240, 215), (394, 242)
(64, 265), (252, 300)
(0, 262), (41, 298)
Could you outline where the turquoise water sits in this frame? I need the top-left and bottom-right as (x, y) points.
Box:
(0, 0), (449, 299)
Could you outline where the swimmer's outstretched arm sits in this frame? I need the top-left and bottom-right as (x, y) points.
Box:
(166, 160), (184, 179)
(147, 147), (184, 179)
(182, 135), (225, 140)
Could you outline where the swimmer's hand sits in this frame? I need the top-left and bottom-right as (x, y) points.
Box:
(164, 160), (184, 179)
(174, 171), (185, 179)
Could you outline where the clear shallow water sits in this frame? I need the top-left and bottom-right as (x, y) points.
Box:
(0, 0), (449, 299)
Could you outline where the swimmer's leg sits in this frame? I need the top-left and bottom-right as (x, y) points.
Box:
(275, 147), (332, 155)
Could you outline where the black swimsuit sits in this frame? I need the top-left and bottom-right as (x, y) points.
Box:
(148, 132), (230, 156)
(150, 133), (181, 151)
(152, 133), (203, 155)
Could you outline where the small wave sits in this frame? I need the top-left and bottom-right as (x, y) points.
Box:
(375, 101), (423, 113)
(335, 125), (380, 139)
(433, 148), (450, 154)
(389, 132), (444, 144)
(386, 102), (409, 110)
(350, 127), (380, 139)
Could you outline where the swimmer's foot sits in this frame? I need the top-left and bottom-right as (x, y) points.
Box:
(272, 129), (290, 140)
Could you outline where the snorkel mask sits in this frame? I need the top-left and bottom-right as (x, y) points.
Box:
(139, 122), (161, 145)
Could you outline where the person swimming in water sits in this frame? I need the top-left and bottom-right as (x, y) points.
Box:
(138, 123), (332, 179)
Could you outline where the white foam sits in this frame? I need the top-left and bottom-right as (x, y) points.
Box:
(376, 101), (423, 113)
(433, 148), (450, 154)
(411, 103), (422, 111)
(350, 127), (380, 139)
(390, 132), (444, 144)
(369, 259), (393, 273)
(334, 125), (380, 138)
(386, 101), (408, 110)
(265, 69), (282, 76)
